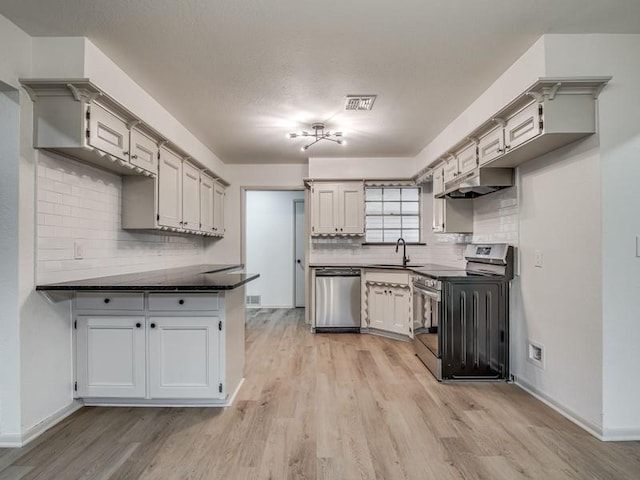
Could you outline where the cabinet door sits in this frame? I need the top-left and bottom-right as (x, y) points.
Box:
(433, 166), (445, 197)
(368, 285), (388, 330)
(478, 126), (505, 166)
(311, 183), (338, 234)
(158, 148), (183, 228)
(505, 102), (543, 151)
(213, 182), (225, 235)
(76, 316), (146, 398)
(387, 287), (411, 336)
(148, 316), (222, 399)
(432, 197), (445, 233)
(182, 162), (200, 230)
(338, 183), (364, 234)
(443, 156), (459, 184)
(88, 103), (130, 161)
(130, 128), (158, 175)
(199, 173), (215, 233)
(456, 144), (478, 177)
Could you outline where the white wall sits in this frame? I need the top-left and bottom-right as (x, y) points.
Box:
(245, 191), (305, 308)
(0, 13), (31, 443)
(36, 153), (205, 284)
(543, 34), (640, 439)
(308, 156), (416, 179)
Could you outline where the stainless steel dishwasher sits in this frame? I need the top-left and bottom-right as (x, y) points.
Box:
(314, 268), (361, 333)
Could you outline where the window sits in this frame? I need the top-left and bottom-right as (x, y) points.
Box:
(365, 186), (421, 243)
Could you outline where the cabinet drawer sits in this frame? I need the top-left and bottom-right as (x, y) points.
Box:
(364, 271), (410, 286)
(148, 293), (220, 311)
(76, 293), (144, 311)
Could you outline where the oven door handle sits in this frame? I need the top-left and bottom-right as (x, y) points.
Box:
(413, 285), (441, 301)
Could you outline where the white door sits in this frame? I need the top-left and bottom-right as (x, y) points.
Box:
(339, 183), (364, 234)
(213, 182), (225, 236)
(294, 200), (305, 308)
(76, 316), (146, 398)
(88, 103), (130, 161)
(311, 183), (338, 234)
(388, 287), (411, 336)
(129, 128), (158, 175)
(200, 173), (215, 233)
(181, 162), (200, 230)
(368, 285), (388, 330)
(158, 148), (182, 228)
(148, 316), (222, 399)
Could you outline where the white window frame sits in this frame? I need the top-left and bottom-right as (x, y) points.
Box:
(364, 185), (421, 244)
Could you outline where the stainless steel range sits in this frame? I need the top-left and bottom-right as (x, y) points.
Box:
(412, 244), (514, 381)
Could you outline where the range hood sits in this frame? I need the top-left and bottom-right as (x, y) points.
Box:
(441, 167), (514, 199)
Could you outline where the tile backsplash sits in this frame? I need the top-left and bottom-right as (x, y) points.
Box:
(472, 186), (519, 246)
(36, 152), (205, 284)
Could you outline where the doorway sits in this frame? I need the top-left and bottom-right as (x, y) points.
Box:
(244, 189), (306, 309)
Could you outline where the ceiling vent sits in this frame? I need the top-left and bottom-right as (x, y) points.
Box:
(345, 95), (376, 111)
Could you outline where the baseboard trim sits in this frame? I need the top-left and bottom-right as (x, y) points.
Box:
(515, 377), (604, 440)
(0, 400), (83, 448)
(224, 377), (244, 407)
(601, 426), (640, 442)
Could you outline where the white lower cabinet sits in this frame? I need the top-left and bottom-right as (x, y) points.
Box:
(74, 292), (234, 404)
(149, 316), (221, 399)
(363, 271), (412, 337)
(76, 316), (146, 398)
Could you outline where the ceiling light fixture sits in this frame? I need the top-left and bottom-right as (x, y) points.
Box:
(289, 123), (345, 151)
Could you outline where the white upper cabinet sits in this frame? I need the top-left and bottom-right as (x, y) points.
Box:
(200, 173), (215, 233)
(129, 127), (159, 175)
(443, 156), (459, 184)
(432, 197), (473, 234)
(432, 165), (445, 197)
(311, 182), (364, 236)
(158, 147), (183, 229)
(181, 161), (201, 231)
(88, 103), (130, 161)
(456, 143), (478, 177)
(213, 182), (225, 236)
(478, 125), (505, 166)
(504, 101), (543, 152)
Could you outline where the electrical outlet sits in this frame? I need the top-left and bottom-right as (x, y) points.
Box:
(528, 341), (545, 369)
(73, 241), (84, 260)
(534, 250), (543, 268)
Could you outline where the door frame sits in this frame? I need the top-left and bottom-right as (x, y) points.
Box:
(293, 198), (305, 308)
(240, 187), (308, 312)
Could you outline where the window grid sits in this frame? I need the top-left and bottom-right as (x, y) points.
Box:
(365, 186), (420, 243)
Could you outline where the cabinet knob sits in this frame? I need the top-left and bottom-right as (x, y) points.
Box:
(340, 228), (343, 231)
(335, 228), (338, 232)
(131, 154), (138, 159)
(123, 151), (129, 156)
(135, 322), (141, 328)
(183, 221), (188, 226)
(178, 299), (185, 305)
(104, 298), (110, 304)
(150, 323), (156, 329)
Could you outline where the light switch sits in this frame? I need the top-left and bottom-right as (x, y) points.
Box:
(534, 250), (543, 268)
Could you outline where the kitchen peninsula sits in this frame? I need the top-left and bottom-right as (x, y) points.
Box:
(37, 264), (258, 407)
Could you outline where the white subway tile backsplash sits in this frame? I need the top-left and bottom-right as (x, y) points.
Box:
(36, 152), (204, 284)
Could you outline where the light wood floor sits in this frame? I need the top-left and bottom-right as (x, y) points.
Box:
(1, 308), (640, 480)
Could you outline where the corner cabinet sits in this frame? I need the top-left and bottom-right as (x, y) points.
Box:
(310, 181), (364, 236)
(74, 291), (244, 405)
(362, 270), (413, 337)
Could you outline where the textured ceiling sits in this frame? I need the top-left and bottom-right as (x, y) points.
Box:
(1, 0), (640, 164)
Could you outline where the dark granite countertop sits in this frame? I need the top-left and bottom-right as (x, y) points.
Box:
(36, 264), (259, 291)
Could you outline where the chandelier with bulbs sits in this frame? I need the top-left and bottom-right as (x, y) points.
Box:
(288, 123), (345, 151)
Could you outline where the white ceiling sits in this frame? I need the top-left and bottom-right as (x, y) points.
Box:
(1, 1), (640, 164)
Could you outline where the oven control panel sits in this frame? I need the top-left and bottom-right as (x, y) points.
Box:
(413, 275), (441, 291)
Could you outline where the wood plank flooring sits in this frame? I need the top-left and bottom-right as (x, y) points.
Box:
(1, 308), (640, 479)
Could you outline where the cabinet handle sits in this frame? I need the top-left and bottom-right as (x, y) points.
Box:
(103, 298), (110, 304)
(178, 299), (185, 305)
(123, 151), (129, 156)
(335, 228), (338, 232)
(135, 322), (141, 328)
(131, 154), (138, 159)
(183, 221), (188, 226)
(150, 323), (156, 329)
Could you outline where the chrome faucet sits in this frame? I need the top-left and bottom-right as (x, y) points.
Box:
(395, 237), (410, 267)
